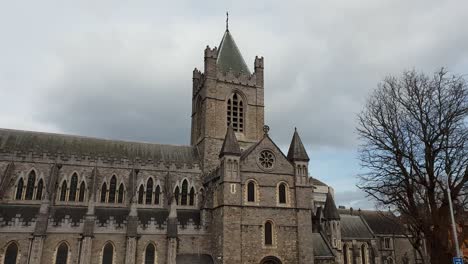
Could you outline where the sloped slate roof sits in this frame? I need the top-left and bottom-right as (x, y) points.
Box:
(359, 210), (405, 235)
(310, 177), (327, 187)
(323, 193), (340, 220)
(312, 232), (335, 258)
(0, 128), (199, 165)
(340, 214), (374, 239)
(219, 126), (241, 157)
(287, 129), (309, 162)
(217, 30), (250, 74)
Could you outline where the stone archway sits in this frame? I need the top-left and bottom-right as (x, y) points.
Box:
(260, 256), (282, 264)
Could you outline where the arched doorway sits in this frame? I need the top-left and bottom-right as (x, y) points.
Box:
(260, 256), (282, 264)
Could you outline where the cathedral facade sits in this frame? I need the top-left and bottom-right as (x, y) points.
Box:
(0, 28), (420, 264)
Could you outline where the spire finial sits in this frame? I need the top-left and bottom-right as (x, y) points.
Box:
(226, 12), (229, 31)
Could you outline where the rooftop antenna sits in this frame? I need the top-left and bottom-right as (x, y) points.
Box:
(226, 12), (229, 31)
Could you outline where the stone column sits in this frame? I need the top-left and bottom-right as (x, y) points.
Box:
(29, 199), (49, 264)
(166, 198), (178, 264)
(125, 202), (138, 264)
(79, 236), (93, 264)
(29, 237), (45, 264)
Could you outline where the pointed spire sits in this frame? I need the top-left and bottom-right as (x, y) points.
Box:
(323, 192), (340, 220)
(287, 128), (310, 162)
(217, 27), (250, 74)
(219, 125), (241, 157)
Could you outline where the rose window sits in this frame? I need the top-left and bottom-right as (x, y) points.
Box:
(258, 150), (275, 169)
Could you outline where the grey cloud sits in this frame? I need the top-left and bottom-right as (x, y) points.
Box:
(1, 0), (468, 149)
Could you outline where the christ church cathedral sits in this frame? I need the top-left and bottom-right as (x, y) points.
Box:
(0, 24), (422, 264)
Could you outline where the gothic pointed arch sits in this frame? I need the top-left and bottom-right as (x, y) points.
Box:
(227, 93), (244, 132)
(101, 242), (114, 264)
(138, 185), (144, 204)
(3, 241), (19, 264)
(181, 179), (188, 205)
(144, 243), (157, 264)
(35, 178), (44, 200)
(15, 178), (24, 200)
(59, 180), (67, 202)
(78, 181), (86, 202)
(25, 170), (36, 200)
(189, 187), (195, 206)
(108, 176), (117, 203)
(146, 178), (154, 205)
(55, 242), (69, 264)
(100, 182), (107, 203)
(155, 185), (161, 205)
(68, 173), (78, 202)
(117, 183), (124, 204)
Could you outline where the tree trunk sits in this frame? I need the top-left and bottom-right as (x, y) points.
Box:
(428, 223), (453, 264)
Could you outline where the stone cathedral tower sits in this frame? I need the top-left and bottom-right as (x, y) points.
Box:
(190, 27), (265, 171)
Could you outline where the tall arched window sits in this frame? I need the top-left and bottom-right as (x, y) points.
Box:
(174, 186), (180, 205)
(36, 179), (44, 200)
(247, 181), (256, 202)
(60, 181), (67, 202)
(15, 178), (24, 200)
(69, 174), (78, 202)
(361, 244), (367, 264)
(146, 178), (153, 205)
(25, 171), (36, 200)
(138, 185), (144, 204)
(227, 93), (244, 132)
(155, 185), (161, 205)
(144, 243), (156, 264)
(278, 183), (287, 204)
(117, 183), (124, 204)
(102, 243), (114, 264)
(4, 242), (18, 264)
(108, 176), (117, 203)
(55, 242), (69, 264)
(264, 221), (273, 246)
(189, 187), (195, 206)
(78, 181), (86, 202)
(181, 180), (188, 205)
(100, 182), (107, 203)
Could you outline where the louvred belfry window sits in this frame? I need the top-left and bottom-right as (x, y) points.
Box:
(227, 93), (244, 132)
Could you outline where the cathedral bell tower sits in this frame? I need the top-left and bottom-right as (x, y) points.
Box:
(190, 23), (265, 171)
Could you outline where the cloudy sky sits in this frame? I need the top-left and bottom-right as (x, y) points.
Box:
(1, 0), (468, 209)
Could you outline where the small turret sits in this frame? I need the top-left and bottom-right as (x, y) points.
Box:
(287, 128), (309, 185)
(323, 192), (340, 220)
(323, 191), (342, 252)
(219, 125), (241, 158)
(287, 128), (310, 162)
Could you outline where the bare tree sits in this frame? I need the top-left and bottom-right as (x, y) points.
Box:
(357, 69), (467, 264)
